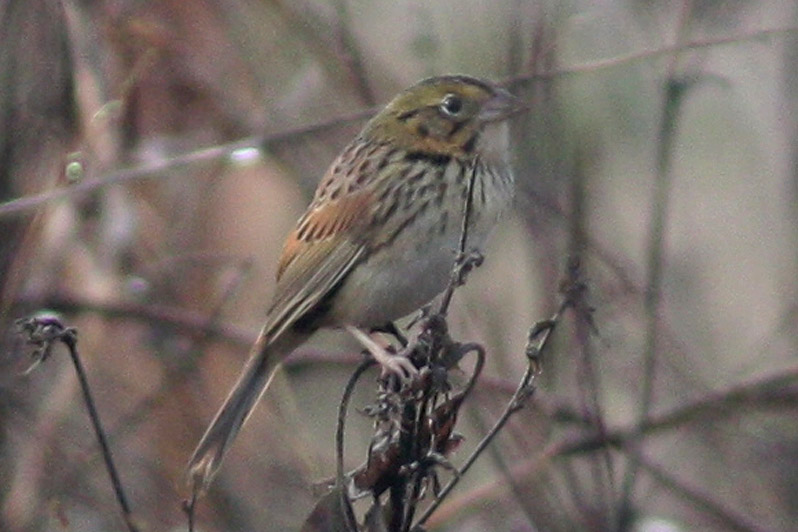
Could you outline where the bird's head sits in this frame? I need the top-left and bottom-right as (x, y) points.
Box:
(363, 75), (524, 160)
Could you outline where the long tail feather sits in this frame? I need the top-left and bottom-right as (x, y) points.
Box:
(187, 331), (302, 493)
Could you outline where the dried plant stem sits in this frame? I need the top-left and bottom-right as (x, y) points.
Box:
(3, 26), (792, 222)
(618, 3), (694, 519)
(65, 337), (137, 531)
(568, 153), (614, 523)
(437, 164), (479, 316)
(323, 154), (490, 531)
(16, 317), (138, 532)
(512, 25), (797, 82)
(411, 296), (571, 531)
(0, 109), (375, 219)
(332, 0), (375, 106)
(336, 359), (376, 531)
(422, 358), (798, 531)
(632, 453), (762, 532)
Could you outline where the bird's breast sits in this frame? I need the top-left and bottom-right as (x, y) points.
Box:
(324, 158), (513, 328)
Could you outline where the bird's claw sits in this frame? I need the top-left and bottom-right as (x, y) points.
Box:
(346, 325), (418, 383)
(378, 353), (418, 382)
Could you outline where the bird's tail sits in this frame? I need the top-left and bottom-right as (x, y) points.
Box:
(187, 330), (301, 494)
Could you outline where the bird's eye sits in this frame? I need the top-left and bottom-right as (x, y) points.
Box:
(440, 94), (463, 116)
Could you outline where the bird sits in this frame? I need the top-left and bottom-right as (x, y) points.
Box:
(187, 74), (522, 493)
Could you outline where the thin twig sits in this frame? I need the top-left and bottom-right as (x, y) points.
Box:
(509, 25), (797, 83)
(411, 293), (572, 530)
(12, 296), (253, 347)
(15, 316), (139, 532)
(567, 151), (614, 525)
(618, 2), (695, 522)
(401, 342), (486, 532)
(437, 164), (479, 316)
(409, 364), (798, 527)
(332, 0), (376, 106)
(425, 420), (772, 532)
(633, 453), (764, 532)
(0, 108), (375, 219)
(548, 366), (798, 455)
(3, 27), (791, 221)
(336, 359), (376, 531)
(66, 337), (138, 531)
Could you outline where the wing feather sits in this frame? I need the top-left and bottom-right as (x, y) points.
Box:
(262, 190), (373, 339)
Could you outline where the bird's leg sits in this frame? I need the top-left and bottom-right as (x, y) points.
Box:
(346, 325), (418, 381)
(370, 321), (408, 347)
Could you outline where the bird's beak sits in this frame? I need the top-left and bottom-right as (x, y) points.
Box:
(478, 87), (526, 123)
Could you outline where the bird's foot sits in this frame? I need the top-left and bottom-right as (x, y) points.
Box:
(346, 325), (418, 382)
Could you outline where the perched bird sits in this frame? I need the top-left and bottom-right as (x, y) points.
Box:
(188, 74), (522, 492)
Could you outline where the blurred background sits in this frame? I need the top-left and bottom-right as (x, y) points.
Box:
(1, 0), (796, 531)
